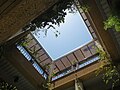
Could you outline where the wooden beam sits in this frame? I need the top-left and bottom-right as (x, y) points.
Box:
(0, 0), (58, 44)
(5, 45), (45, 89)
(84, 0), (120, 62)
(51, 61), (103, 89)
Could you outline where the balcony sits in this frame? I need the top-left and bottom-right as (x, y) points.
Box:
(52, 54), (100, 81)
(17, 32), (101, 81)
(17, 45), (48, 79)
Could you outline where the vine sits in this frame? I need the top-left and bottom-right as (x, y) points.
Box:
(96, 45), (120, 89)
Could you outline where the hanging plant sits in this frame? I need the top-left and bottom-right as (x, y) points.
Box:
(104, 15), (120, 32)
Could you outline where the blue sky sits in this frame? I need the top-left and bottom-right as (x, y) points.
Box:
(33, 11), (93, 60)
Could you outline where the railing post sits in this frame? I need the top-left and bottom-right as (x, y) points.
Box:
(75, 79), (84, 90)
(48, 61), (54, 90)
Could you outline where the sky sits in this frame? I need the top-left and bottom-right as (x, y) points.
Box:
(33, 11), (93, 60)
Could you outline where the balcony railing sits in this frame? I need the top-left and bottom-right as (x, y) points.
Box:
(51, 54), (100, 81)
(17, 45), (48, 79)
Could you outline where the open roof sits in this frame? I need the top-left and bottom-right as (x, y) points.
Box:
(23, 6), (98, 75)
(33, 10), (93, 60)
(18, 0), (99, 80)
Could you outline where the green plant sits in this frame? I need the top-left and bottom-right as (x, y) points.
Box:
(80, 5), (89, 12)
(19, 36), (30, 46)
(22, 0), (76, 33)
(42, 63), (53, 90)
(104, 15), (120, 32)
(71, 60), (77, 65)
(21, 0), (90, 38)
(96, 46), (120, 89)
(43, 64), (50, 71)
(0, 81), (17, 90)
(102, 64), (120, 88)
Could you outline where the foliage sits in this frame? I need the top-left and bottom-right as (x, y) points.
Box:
(21, 0), (91, 37)
(18, 36), (39, 58)
(71, 60), (77, 65)
(102, 2), (120, 87)
(80, 5), (89, 12)
(96, 47), (120, 89)
(42, 63), (53, 90)
(19, 1), (90, 89)
(42, 63), (58, 90)
(0, 81), (17, 90)
(104, 15), (120, 32)
(102, 65), (120, 88)
(22, 0), (76, 35)
(43, 64), (50, 70)
(104, 0), (120, 32)
(19, 38), (29, 47)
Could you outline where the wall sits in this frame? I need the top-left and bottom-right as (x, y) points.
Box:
(3, 44), (46, 89)
(0, 0), (58, 44)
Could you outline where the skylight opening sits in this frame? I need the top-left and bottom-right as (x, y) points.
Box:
(32, 10), (93, 61)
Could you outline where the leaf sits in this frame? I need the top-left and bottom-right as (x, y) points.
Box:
(104, 15), (120, 32)
(106, 80), (109, 84)
(47, 25), (55, 29)
(115, 24), (120, 31)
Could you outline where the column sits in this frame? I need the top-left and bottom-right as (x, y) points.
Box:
(75, 79), (84, 90)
